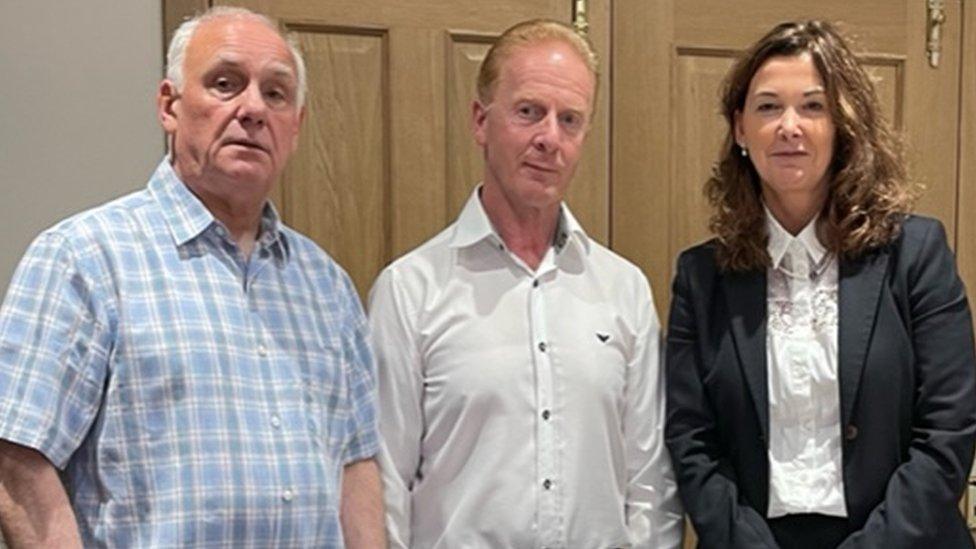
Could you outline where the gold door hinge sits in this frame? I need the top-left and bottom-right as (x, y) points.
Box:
(927, 0), (946, 68)
(573, 0), (589, 36)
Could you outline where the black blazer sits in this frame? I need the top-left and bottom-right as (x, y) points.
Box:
(665, 215), (976, 548)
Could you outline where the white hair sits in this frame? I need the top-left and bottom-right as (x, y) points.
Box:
(166, 6), (307, 108)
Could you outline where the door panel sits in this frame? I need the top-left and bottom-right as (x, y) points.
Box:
(284, 30), (388, 293)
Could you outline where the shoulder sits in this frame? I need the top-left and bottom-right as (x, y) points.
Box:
(44, 189), (153, 243)
(365, 225), (459, 327)
(25, 189), (154, 271)
(892, 214), (945, 249)
(675, 238), (722, 277)
(372, 224), (456, 293)
(880, 214), (949, 269)
(880, 214), (958, 285)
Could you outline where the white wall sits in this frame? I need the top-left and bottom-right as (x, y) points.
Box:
(0, 1), (164, 295)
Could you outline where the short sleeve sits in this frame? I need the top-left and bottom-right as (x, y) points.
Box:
(0, 232), (112, 468)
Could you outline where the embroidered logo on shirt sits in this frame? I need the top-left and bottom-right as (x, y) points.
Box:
(596, 333), (611, 343)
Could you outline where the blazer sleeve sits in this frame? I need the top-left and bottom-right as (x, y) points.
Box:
(665, 251), (779, 549)
(839, 220), (976, 548)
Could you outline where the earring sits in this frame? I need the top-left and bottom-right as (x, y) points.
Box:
(739, 144), (748, 157)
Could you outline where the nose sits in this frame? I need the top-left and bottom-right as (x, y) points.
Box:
(237, 83), (267, 129)
(530, 112), (560, 153)
(777, 108), (801, 140)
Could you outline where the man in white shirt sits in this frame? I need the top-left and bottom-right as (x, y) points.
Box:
(368, 19), (683, 548)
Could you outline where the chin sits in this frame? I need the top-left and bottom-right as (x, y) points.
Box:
(521, 187), (564, 210)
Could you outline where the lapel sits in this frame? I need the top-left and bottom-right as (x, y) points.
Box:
(838, 249), (889, 426)
(722, 269), (769, 444)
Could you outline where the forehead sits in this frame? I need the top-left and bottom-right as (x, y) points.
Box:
(185, 16), (295, 76)
(748, 53), (825, 93)
(496, 41), (595, 107)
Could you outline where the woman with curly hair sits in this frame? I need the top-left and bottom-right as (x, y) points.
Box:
(665, 20), (976, 548)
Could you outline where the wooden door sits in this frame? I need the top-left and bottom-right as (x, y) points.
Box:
(613, 0), (963, 323)
(168, 0), (611, 298)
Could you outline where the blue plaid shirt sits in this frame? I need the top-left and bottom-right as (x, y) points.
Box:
(0, 160), (379, 548)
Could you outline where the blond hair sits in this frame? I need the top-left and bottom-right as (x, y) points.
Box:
(476, 19), (598, 104)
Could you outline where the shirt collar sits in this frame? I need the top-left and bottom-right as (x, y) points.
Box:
(148, 159), (289, 259)
(448, 185), (591, 255)
(764, 204), (827, 269)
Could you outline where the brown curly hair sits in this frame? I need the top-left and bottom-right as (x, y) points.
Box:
(706, 20), (918, 271)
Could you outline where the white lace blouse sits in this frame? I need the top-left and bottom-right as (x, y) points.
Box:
(764, 207), (847, 518)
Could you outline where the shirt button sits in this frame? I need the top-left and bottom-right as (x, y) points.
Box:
(542, 479), (552, 490)
(270, 414), (281, 429)
(282, 488), (294, 502)
(538, 342), (547, 353)
(533, 279), (540, 288)
(542, 409), (551, 421)
(845, 424), (859, 441)
(257, 344), (268, 357)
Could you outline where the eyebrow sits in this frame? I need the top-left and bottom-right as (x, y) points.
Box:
(210, 55), (296, 81)
(753, 87), (826, 98)
(513, 96), (590, 114)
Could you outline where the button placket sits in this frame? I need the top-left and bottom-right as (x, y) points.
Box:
(529, 262), (560, 546)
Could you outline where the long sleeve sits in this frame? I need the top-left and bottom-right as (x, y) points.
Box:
(623, 277), (684, 548)
(838, 220), (976, 548)
(664, 253), (779, 548)
(366, 267), (425, 549)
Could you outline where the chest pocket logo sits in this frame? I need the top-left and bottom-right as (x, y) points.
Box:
(596, 333), (611, 343)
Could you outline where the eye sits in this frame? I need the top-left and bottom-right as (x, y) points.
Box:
(804, 100), (826, 112)
(263, 86), (290, 107)
(210, 74), (243, 96)
(756, 101), (780, 113)
(514, 103), (544, 123)
(559, 111), (585, 133)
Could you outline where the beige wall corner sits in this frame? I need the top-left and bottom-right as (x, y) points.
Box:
(0, 1), (164, 295)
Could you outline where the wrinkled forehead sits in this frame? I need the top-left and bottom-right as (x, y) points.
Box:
(185, 15), (296, 77)
(502, 41), (593, 79)
(498, 42), (595, 105)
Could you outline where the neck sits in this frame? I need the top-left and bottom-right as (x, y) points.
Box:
(480, 184), (560, 271)
(763, 188), (828, 236)
(179, 173), (266, 259)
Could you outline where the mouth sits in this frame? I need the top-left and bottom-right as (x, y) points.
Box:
(770, 150), (809, 158)
(223, 139), (269, 154)
(523, 161), (558, 173)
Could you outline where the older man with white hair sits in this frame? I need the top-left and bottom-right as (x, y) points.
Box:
(0, 7), (384, 547)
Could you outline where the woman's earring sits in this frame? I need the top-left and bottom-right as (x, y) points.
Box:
(739, 144), (748, 157)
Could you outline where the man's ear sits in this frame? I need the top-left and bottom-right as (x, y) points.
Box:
(157, 79), (180, 134)
(471, 99), (489, 147)
(289, 105), (306, 154)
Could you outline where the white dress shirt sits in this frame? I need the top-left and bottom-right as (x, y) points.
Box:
(764, 208), (847, 518)
(368, 188), (683, 549)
